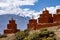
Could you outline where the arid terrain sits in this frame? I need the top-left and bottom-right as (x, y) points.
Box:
(0, 26), (60, 40)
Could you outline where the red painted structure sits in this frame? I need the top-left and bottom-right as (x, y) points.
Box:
(4, 18), (20, 34)
(27, 9), (60, 30)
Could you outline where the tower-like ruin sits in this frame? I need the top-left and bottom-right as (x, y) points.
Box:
(4, 18), (20, 34)
(27, 9), (60, 30)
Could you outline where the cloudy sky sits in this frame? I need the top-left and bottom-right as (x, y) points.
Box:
(0, 0), (60, 19)
(0, 0), (60, 34)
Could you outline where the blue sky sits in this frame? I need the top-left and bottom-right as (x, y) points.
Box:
(20, 0), (60, 12)
(0, 0), (60, 18)
(0, 0), (60, 34)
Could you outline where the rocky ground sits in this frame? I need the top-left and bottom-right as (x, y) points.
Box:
(0, 26), (60, 40)
(0, 34), (15, 40)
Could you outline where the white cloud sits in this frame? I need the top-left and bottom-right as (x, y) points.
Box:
(0, 0), (37, 7)
(0, 0), (38, 17)
(0, 0), (60, 19)
(0, 2), (9, 8)
(0, 0), (38, 15)
(45, 6), (60, 14)
(33, 5), (60, 19)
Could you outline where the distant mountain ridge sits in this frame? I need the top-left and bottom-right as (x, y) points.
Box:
(0, 14), (30, 34)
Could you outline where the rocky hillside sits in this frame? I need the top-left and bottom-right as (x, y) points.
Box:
(0, 26), (60, 40)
